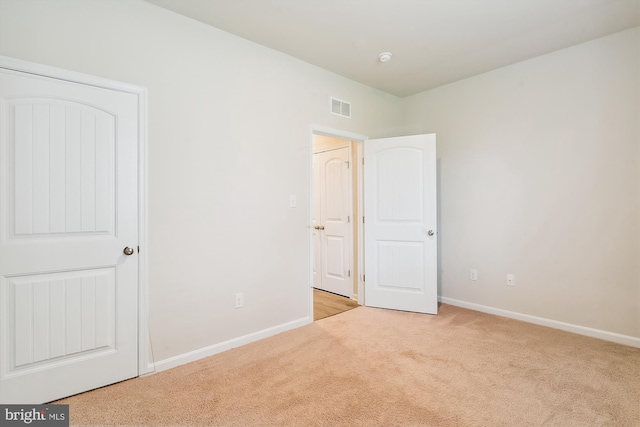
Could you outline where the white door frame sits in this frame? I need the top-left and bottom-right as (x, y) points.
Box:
(308, 125), (366, 318)
(0, 55), (151, 376)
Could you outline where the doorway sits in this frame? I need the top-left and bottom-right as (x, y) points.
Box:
(308, 127), (439, 321)
(310, 128), (365, 320)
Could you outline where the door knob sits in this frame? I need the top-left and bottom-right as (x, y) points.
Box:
(427, 230), (435, 236)
(123, 246), (135, 256)
(314, 225), (325, 230)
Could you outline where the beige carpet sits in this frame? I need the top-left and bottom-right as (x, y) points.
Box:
(58, 304), (640, 426)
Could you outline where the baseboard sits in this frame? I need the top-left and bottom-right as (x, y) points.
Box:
(146, 316), (312, 373)
(144, 300), (639, 374)
(439, 297), (640, 349)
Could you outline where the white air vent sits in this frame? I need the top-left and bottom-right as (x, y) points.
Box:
(330, 97), (351, 118)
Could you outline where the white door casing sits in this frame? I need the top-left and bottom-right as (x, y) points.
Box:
(364, 134), (438, 314)
(0, 58), (146, 404)
(312, 146), (353, 298)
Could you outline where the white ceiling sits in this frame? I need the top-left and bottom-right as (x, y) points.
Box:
(145, 0), (640, 98)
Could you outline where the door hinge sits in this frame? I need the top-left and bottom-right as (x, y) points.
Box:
(362, 216), (365, 224)
(346, 160), (350, 169)
(363, 274), (365, 282)
(362, 157), (365, 165)
(347, 270), (351, 277)
(347, 215), (350, 223)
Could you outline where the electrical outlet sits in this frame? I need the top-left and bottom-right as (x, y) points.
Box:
(507, 274), (515, 286)
(235, 293), (244, 309)
(469, 269), (478, 281)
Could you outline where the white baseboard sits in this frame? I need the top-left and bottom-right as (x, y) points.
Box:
(144, 300), (639, 375)
(439, 297), (640, 349)
(146, 316), (312, 374)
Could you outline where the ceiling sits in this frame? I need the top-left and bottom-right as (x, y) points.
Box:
(145, 0), (640, 98)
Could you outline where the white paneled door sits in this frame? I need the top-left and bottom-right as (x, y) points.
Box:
(364, 134), (437, 314)
(312, 147), (353, 298)
(0, 66), (140, 403)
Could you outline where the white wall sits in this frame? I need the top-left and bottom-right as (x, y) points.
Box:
(0, 0), (404, 363)
(402, 28), (640, 338)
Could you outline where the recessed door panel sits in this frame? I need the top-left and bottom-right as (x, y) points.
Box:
(377, 148), (424, 223)
(324, 157), (348, 222)
(6, 268), (116, 374)
(325, 235), (346, 279)
(377, 241), (424, 291)
(9, 99), (115, 239)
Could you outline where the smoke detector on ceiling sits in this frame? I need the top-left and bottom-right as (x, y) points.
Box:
(378, 52), (392, 63)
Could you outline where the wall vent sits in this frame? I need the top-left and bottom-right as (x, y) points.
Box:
(330, 97), (351, 118)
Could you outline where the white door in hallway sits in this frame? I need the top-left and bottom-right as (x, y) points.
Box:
(0, 66), (140, 403)
(312, 152), (322, 289)
(364, 134), (437, 314)
(312, 147), (353, 298)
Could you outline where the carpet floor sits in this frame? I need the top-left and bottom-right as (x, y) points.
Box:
(57, 304), (640, 426)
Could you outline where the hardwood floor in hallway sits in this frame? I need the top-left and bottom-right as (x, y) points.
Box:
(313, 288), (359, 321)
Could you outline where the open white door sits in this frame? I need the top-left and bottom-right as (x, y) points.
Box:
(0, 65), (140, 403)
(364, 134), (437, 314)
